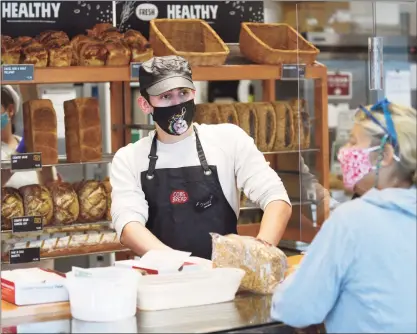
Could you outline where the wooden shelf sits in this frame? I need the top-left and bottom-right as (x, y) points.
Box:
(1, 63), (327, 85)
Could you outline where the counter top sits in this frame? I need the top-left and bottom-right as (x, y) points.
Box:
(2, 293), (286, 333)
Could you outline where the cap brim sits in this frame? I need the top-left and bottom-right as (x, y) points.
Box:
(146, 76), (196, 96)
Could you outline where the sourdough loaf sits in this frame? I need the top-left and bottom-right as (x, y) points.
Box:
(63, 97), (102, 163)
(102, 178), (112, 221)
(234, 103), (258, 144)
(271, 102), (294, 151)
(289, 99), (310, 149)
(19, 185), (54, 226)
(74, 180), (107, 222)
(23, 99), (58, 165)
(47, 182), (79, 225)
(217, 104), (239, 125)
(195, 103), (220, 125)
(253, 102), (277, 152)
(1, 187), (24, 230)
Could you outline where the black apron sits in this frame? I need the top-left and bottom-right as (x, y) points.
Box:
(141, 126), (238, 260)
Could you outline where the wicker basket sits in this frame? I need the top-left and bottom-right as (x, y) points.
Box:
(239, 23), (319, 65)
(149, 19), (229, 66)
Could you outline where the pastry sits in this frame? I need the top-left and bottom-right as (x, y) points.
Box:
(217, 104), (239, 125)
(195, 103), (220, 125)
(23, 99), (58, 165)
(78, 38), (107, 66)
(104, 39), (131, 66)
(102, 177), (112, 221)
(1, 41), (21, 64)
(1, 187), (24, 230)
(38, 30), (69, 44)
(254, 103), (277, 152)
(271, 101), (294, 151)
(20, 40), (48, 67)
(86, 23), (114, 37)
(47, 182), (79, 225)
(74, 181), (107, 222)
(44, 39), (72, 67)
(19, 185), (54, 226)
(123, 29), (152, 62)
(233, 103), (258, 144)
(63, 97), (102, 163)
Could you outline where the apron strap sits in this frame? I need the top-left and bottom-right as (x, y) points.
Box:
(146, 125), (212, 180)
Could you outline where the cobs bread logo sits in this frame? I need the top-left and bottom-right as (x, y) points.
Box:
(1, 2), (61, 19)
(135, 3), (159, 21)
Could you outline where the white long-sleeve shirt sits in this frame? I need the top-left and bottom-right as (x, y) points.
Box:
(110, 123), (291, 239)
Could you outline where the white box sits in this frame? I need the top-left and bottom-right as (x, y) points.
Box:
(1, 268), (68, 306)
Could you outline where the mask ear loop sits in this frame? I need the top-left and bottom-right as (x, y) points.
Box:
(374, 135), (389, 188)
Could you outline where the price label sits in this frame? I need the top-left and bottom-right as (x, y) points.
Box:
(9, 248), (40, 264)
(12, 216), (43, 233)
(130, 62), (142, 80)
(281, 64), (306, 80)
(10, 152), (42, 171)
(2, 64), (34, 82)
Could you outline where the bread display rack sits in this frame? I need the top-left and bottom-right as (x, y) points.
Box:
(1, 49), (329, 266)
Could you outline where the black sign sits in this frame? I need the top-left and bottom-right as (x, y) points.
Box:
(12, 216), (43, 233)
(281, 64), (306, 80)
(116, 1), (264, 43)
(1, 1), (113, 38)
(9, 247), (41, 264)
(2, 65), (34, 81)
(130, 62), (141, 80)
(11, 152), (42, 171)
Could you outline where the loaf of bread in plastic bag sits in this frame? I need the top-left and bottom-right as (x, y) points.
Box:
(211, 233), (287, 294)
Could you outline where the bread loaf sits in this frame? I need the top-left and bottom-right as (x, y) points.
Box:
(74, 181), (107, 222)
(23, 99), (58, 165)
(1, 187), (24, 230)
(102, 178), (112, 221)
(63, 98), (102, 163)
(44, 39), (72, 67)
(271, 102), (294, 151)
(234, 103), (258, 144)
(104, 39), (131, 66)
(289, 99), (310, 149)
(47, 182), (79, 225)
(78, 39), (107, 66)
(19, 185), (53, 226)
(254, 103), (277, 152)
(195, 103), (220, 125)
(217, 104), (239, 125)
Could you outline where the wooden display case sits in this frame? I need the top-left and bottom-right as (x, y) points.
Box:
(0, 61), (328, 263)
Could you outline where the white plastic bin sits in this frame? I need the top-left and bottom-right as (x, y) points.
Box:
(137, 268), (245, 311)
(65, 267), (139, 322)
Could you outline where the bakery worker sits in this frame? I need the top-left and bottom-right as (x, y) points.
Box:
(110, 56), (292, 259)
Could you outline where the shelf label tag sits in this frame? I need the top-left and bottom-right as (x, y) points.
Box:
(12, 216), (43, 233)
(130, 63), (142, 80)
(281, 64), (306, 80)
(9, 248), (41, 264)
(2, 64), (34, 82)
(11, 152), (42, 171)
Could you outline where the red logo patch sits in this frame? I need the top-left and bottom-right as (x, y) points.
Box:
(170, 190), (189, 204)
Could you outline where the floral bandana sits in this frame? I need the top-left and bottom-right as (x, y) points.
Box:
(337, 146), (380, 191)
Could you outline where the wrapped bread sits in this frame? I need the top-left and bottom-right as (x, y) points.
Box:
(44, 39), (72, 67)
(195, 103), (220, 125)
(21, 41), (48, 67)
(102, 178), (112, 221)
(19, 185), (54, 226)
(1, 187), (24, 230)
(23, 99), (58, 165)
(217, 104), (239, 125)
(47, 182), (79, 225)
(78, 39), (107, 66)
(234, 103), (258, 144)
(211, 233), (287, 294)
(74, 180), (107, 223)
(289, 99), (311, 149)
(63, 97), (102, 163)
(253, 103), (277, 152)
(104, 39), (131, 66)
(271, 102), (294, 151)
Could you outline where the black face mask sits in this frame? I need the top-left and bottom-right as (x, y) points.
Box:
(151, 99), (196, 136)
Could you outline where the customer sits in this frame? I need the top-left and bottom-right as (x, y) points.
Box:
(271, 99), (417, 333)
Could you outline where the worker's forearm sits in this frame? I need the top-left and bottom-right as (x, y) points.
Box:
(1, 170), (12, 187)
(120, 222), (172, 256)
(257, 200), (292, 246)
